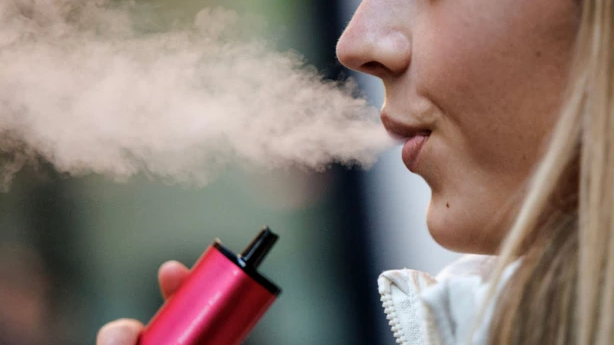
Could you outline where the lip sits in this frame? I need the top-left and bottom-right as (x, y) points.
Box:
(381, 111), (431, 172)
(402, 134), (429, 172)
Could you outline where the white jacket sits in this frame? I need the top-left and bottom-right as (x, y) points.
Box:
(377, 255), (518, 345)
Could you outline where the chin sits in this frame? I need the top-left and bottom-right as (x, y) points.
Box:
(425, 199), (502, 255)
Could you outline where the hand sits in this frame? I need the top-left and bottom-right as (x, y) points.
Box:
(96, 261), (190, 345)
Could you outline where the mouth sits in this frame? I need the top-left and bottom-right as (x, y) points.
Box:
(381, 112), (431, 172)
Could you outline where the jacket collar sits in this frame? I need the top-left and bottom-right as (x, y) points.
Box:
(377, 255), (514, 345)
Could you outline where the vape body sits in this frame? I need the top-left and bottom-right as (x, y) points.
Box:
(139, 228), (281, 345)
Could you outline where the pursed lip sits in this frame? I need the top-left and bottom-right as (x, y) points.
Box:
(381, 111), (432, 172)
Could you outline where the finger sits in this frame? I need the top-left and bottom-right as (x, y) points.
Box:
(158, 260), (190, 299)
(96, 319), (143, 345)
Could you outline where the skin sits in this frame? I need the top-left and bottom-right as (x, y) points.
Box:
(99, 1), (581, 342)
(336, 0), (579, 254)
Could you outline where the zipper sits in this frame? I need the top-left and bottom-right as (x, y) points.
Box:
(380, 289), (410, 345)
(378, 269), (439, 345)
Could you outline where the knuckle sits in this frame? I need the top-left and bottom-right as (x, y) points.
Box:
(96, 319), (142, 345)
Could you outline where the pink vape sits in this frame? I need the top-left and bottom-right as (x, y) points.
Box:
(138, 227), (281, 345)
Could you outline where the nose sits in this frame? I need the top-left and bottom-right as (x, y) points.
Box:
(336, 1), (412, 78)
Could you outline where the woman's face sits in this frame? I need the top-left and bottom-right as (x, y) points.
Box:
(337, 0), (580, 254)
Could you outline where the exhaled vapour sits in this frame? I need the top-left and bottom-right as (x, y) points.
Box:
(0, 0), (394, 187)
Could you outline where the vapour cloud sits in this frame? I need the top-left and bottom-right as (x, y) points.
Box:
(0, 0), (394, 188)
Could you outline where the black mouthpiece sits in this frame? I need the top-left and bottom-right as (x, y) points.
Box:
(240, 227), (279, 268)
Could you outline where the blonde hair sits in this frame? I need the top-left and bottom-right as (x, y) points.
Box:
(486, 0), (614, 344)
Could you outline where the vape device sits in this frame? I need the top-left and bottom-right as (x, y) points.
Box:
(138, 227), (281, 345)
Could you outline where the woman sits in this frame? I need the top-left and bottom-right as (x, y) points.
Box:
(98, 0), (612, 344)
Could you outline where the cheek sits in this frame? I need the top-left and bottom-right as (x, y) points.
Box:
(411, 0), (578, 253)
(413, 0), (576, 169)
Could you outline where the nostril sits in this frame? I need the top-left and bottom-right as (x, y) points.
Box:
(361, 61), (392, 76)
(362, 61), (382, 70)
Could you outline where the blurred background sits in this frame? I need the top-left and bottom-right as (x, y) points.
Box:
(0, 0), (460, 344)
